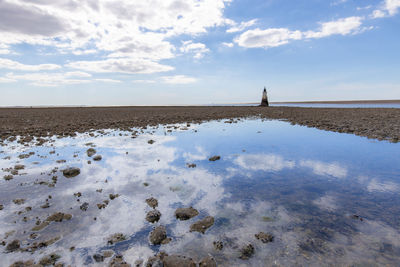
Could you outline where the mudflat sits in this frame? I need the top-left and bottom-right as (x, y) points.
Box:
(0, 106), (399, 142)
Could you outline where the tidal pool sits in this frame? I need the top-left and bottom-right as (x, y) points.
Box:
(1, 119), (400, 266)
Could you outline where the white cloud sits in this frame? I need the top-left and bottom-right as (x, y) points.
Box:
(304, 16), (363, 38)
(300, 160), (347, 178)
(0, 0), (233, 74)
(371, 0), (400, 18)
(66, 58), (174, 74)
(161, 75), (197, 84)
(5, 72), (91, 87)
(235, 16), (363, 48)
(222, 42), (234, 47)
(385, 0), (400, 15)
(235, 28), (303, 48)
(367, 179), (399, 192)
(94, 78), (121, 83)
(180, 41), (210, 59)
(0, 58), (61, 71)
(234, 154), (295, 172)
(65, 71), (92, 78)
(371, 9), (386, 18)
(227, 19), (257, 33)
(132, 80), (156, 84)
(0, 77), (17, 83)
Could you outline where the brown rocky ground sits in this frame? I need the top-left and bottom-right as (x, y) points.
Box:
(0, 106), (399, 142)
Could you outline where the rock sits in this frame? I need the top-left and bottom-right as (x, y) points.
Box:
(109, 193), (120, 200)
(108, 233), (126, 245)
(199, 256), (217, 267)
(87, 148), (96, 157)
(93, 253), (104, 262)
(32, 212), (72, 231)
(186, 163), (196, 168)
(149, 226), (167, 245)
(239, 244), (254, 260)
(62, 167), (80, 178)
(146, 210), (161, 223)
(14, 164), (25, 170)
(148, 140), (155, 144)
(190, 216), (214, 234)
(0, 204), (3, 210)
(13, 199), (25, 205)
(213, 241), (223, 251)
(41, 203), (50, 209)
(175, 207), (199, 220)
(80, 202), (89, 211)
(4, 174), (13, 181)
(255, 232), (274, 243)
(146, 197), (158, 208)
(110, 255), (130, 267)
(103, 250), (114, 258)
(163, 255), (196, 267)
(6, 239), (20, 252)
(351, 214), (364, 221)
(39, 253), (61, 266)
(93, 155), (102, 161)
(9, 260), (35, 267)
(74, 192), (82, 197)
(208, 156), (220, 161)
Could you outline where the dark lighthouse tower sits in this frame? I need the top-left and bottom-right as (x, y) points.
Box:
(260, 87), (269, 107)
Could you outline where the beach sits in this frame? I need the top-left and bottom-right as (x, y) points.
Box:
(0, 106), (399, 142)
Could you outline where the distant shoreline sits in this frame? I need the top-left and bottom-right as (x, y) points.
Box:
(1, 100), (400, 108)
(272, 100), (400, 104)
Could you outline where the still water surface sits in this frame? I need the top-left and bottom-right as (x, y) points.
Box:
(1, 119), (400, 266)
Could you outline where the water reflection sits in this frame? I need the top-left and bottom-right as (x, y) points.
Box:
(1, 119), (400, 266)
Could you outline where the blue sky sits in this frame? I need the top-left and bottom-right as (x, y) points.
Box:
(0, 0), (399, 106)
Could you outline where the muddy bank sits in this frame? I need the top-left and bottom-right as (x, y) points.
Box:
(0, 106), (399, 142)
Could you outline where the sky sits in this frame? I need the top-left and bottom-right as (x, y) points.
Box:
(0, 0), (399, 106)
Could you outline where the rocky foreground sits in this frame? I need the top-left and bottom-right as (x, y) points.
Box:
(0, 106), (399, 142)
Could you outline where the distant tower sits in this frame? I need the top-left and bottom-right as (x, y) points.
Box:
(260, 87), (269, 107)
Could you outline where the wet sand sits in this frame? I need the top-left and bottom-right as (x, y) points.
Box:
(0, 106), (399, 142)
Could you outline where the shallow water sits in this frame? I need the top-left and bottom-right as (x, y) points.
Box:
(1, 119), (400, 266)
(270, 103), (400, 108)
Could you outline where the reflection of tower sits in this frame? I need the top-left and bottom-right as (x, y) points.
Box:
(260, 87), (269, 107)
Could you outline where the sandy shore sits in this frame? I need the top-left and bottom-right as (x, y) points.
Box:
(0, 106), (399, 142)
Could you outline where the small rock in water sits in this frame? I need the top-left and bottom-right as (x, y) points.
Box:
(146, 197), (158, 208)
(149, 225), (168, 245)
(62, 167), (80, 178)
(213, 241), (223, 251)
(148, 140), (155, 144)
(186, 163), (196, 168)
(14, 164), (25, 170)
(107, 233), (126, 245)
(80, 202), (89, 211)
(6, 239), (20, 252)
(93, 253), (104, 263)
(4, 174), (13, 181)
(0, 204), (3, 210)
(255, 232), (274, 243)
(109, 193), (120, 200)
(146, 210), (161, 223)
(93, 155), (102, 161)
(175, 207), (199, 220)
(13, 199), (25, 205)
(39, 253), (61, 266)
(199, 256), (217, 267)
(239, 244), (255, 260)
(190, 216), (214, 234)
(163, 255), (196, 267)
(208, 156), (220, 161)
(351, 214), (364, 221)
(109, 255), (129, 267)
(87, 148), (96, 157)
